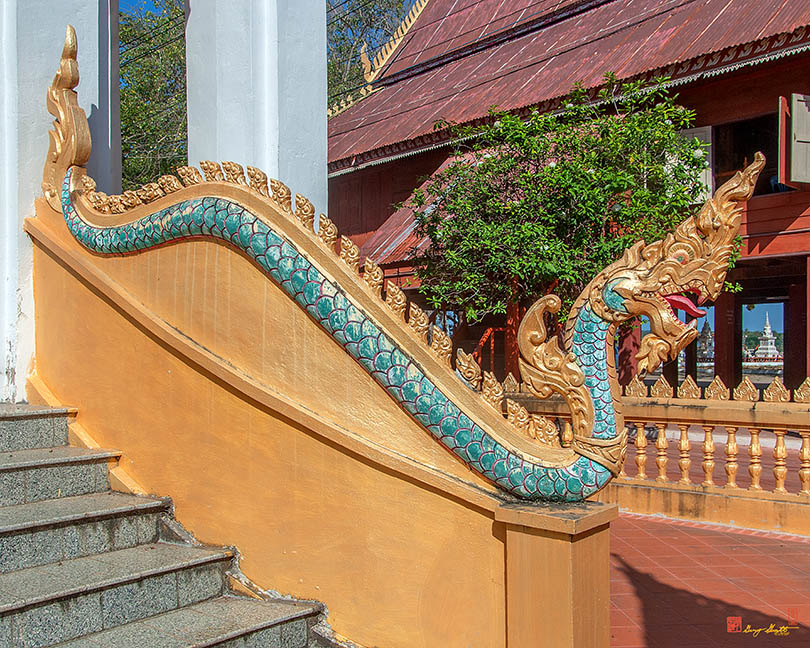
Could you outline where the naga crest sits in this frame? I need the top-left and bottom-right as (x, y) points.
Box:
(579, 153), (764, 374)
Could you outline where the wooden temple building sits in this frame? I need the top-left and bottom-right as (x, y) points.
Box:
(327, 0), (810, 389)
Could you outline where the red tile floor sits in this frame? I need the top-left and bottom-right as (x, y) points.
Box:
(610, 514), (810, 647)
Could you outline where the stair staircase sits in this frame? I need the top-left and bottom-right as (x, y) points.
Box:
(0, 404), (329, 648)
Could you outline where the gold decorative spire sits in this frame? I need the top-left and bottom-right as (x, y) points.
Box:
(42, 25), (92, 211)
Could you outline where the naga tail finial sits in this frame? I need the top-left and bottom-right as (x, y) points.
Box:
(43, 25), (91, 211)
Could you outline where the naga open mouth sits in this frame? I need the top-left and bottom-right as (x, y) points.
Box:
(662, 291), (706, 320)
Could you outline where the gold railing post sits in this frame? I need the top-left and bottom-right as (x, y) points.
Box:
(702, 425), (715, 486)
(749, 428), (762, 490)
(773, 428), (788, 493)
(800, 430), (810, 496)
(618, 426), (628, 478)
(634, 422), (647, 479)
(655, 423), (668, 482)
(677, 423), (691, 484)
(724, 426), (739, 489)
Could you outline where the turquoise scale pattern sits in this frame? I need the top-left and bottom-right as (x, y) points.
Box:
(61, 169), (613, 501)
(571, 305), (617, 440)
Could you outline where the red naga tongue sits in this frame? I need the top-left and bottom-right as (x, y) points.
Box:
(663, 294), (706, 318)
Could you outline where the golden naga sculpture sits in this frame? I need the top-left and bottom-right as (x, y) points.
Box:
(518, 151), (764, 479)
(43, 26), (763, 501)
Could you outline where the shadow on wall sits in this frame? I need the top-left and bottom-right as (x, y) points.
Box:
(612, 556), (810, 647)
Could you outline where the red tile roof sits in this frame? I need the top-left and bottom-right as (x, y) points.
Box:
(359, 155), (456, 266)
(329, 0), (810, 169)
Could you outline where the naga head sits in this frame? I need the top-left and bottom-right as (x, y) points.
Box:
(582, 153), (764, 375)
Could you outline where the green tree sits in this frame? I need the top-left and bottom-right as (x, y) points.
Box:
(119, 0), (186, 189)
(327, 0), (415, 105)
(410, 75), (709, 374)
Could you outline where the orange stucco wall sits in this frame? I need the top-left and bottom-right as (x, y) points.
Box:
(28, 200), (511, 648)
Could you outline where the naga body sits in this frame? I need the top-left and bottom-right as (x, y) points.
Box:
(46, 26), (763, 502)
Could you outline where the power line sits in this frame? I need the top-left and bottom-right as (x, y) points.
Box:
(119, 12), (184, 50)
(121, 92), (186, 128)
(120, 19), (184, 58)
(326, 0), (355, 15)
(121, 33), (184, 67)
(327, 0), (382, 27)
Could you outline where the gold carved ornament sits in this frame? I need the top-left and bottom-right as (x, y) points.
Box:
(42, 25), (92, 211)
(733, 377), (760, 402)
(481, 371), (504, 410)
(705, 376), (729, 400)
(294, 194), (316, 231)
(455, 348), (482, 390)
(794, 378), (810, 403)
(517, 157), (764, 476)
(574, 154), (765, 377)
(339, 236), (360, 272)
(407, 303), (429, 342)
(317, 215), (338, 249)
(384, 282), (407, 321)
(502, 373), (520, 393)
(430, 326), (452, 367)
(763, 376), (790, 403)
(625, 375), (648, 397)
(363, 258), (384, 298)
(516, 295), (627, 474)
(651, 376), (673, 399)
(678, 375), (701, 400)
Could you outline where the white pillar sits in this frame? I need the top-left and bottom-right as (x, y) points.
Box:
(185, 0), (327, 216)
(0, 0), (120, 401)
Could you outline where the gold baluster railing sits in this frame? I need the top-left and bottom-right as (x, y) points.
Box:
(749, 427), (762, 490)
(677, 423), (691, 484)
(772, 428), (788, 494)
(724, 426), (739, 489)
(618, 425), (628, 478)
(655, 423), (668, 482)
(702, 425), (715, 486)
(634, 422), (647, 480)
(800, 430), (810, 496)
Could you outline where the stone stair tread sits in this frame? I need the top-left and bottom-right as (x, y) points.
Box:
(50, 595), (320, 648)
(0, 543), (231, 613)
(0, 404), (72, 417)
(0, 491), (170, 535)
(0, 446), (120, 471)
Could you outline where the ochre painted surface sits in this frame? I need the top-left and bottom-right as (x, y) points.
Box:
(594, 482), (810, 537)
(29, 188), (622, 646)
(32, 237), (506, 647)
(31, 196), (499, 494)
(504, 523), (611, 648)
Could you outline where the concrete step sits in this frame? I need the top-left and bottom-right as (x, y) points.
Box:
(0, 446), (120, 507)
(0, 492), (171, 573)
(49, 595), (320, 648)
(0, 405), (70, 452)
(0, 543), (232, 648)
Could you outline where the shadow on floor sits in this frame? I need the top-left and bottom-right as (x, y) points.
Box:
(613, 555), (810, 647)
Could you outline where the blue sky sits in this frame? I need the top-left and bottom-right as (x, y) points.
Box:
(120, 0), (159, 12)
(641, 302), (784, 335)
(689, 303), (784, 334)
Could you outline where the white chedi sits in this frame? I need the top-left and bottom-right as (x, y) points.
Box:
(753, 313), (779, 359)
